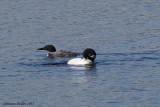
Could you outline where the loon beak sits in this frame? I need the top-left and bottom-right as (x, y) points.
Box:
(37, 48), (44, 50)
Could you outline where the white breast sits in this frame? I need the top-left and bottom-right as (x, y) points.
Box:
(67, 58), (92, 65)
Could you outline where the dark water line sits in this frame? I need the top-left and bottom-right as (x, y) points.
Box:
(42, 62), (67, 66)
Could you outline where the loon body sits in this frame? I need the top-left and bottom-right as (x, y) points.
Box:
(67, 48), (96, 65)
(38, 45), (76, 58)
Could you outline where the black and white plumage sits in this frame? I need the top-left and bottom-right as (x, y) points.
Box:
(67, 48), (96, 65)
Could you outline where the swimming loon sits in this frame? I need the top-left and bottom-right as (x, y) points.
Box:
(67, 48), (96, 65)
(38, 45), (77, 58)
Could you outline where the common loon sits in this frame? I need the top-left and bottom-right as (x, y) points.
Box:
(67, 48), (96, 65)
(38, 45), (77, 58)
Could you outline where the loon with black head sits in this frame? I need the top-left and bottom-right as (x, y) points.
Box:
(67, 48), (96, 65)
(38, 45), (77, 58)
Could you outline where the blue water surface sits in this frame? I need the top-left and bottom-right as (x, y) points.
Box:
(1, 0), (160, 107)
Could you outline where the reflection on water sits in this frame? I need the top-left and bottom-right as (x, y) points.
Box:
(69, 64), (96, 70)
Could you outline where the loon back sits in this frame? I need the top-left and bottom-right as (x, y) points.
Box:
(47, 50), (77, 58)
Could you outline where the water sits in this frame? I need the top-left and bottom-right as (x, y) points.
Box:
(1, 0), (160, 106)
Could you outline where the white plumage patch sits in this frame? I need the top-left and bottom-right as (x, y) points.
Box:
(67, 58), (92, 65)
(90, 55), (95, 58)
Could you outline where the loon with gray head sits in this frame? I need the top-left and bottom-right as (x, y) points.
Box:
(38, 45), (77, 58)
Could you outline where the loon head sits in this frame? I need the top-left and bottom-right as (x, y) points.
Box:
(38, 45), (56, 52)
(83, 48), (96, 62)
